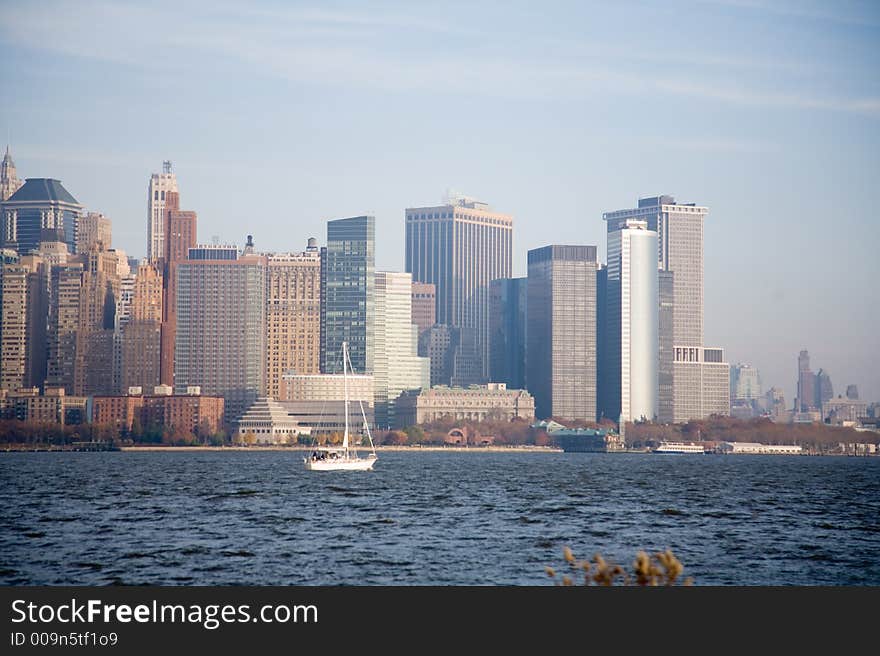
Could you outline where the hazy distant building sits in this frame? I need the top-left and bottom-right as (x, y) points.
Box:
(489, 277), (527, 390)
(265, 241), (321, 399)
(796, 350), (814, 412)
(373, 271), (430, 429)
(730, 363), (762, 401)
(75, 212), (112, 253)
(2, 178), (83, 255)
(146, 161), (179, 261)
(822, 397), (868, 425)
(814, 368), (833, 410)
(527, 245), (597, 421)
(846, 384), (859, 400)
(602, 220), (659, 423)
(411, 281), (436, 337)
(321, 216), (375, 375)
(729, 363), (762, 419)
(174, 250), (266, 423)
(765, 387), (788, 422)
(405, 194), (513, 383)
(0, 146), (24, 201)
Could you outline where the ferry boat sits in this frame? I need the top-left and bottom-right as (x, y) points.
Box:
(653, 441), (705, 454)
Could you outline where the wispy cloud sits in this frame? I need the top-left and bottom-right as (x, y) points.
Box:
(696, 0), (880, 28)
(1, 0), (877, 117)
(637, 135), (781, 154)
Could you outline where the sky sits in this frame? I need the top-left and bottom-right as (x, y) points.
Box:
(1, 0), (878, 404)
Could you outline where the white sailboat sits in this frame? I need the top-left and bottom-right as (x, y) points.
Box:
(303, 341), (378, 471)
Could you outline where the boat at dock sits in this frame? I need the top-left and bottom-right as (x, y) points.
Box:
(653, 441), (705, 454)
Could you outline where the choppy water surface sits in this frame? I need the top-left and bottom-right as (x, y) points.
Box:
(1, 451), (878, 585)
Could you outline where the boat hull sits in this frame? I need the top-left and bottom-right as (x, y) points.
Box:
(303, 455), (377, 471)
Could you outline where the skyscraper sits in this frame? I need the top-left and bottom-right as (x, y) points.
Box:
(603, 195), (727, 422)
(159, 190), (197, 386)
(74, 244), (121, 396)
(489, 277), (527, 390)
(526, 245), (597, 421)
(730, 364), (762, 401)
(45, 262), (83, 393)
(672, 346), (730, 421)
(373, 271), (430, 429)
(265, 240), (321, 400)
(405, 195), (513, 383)
(75, 212), (112, 253)
(411, 282), (436, 337)
(605, 195), (707, 347)
(815, 369), (833, 409)
(2, 178), (83, 255)
(0, 253), (46, 392)
(121, 262), (163, 393)
(146, 161), (178, 262)
(321, 216), (375, 375)
(174, 248), (266, 423)
(602, 220), (659, 423)
(658, 270), (674, 422)
(0, 146), (24, 201)
(797, 349), (814, 412)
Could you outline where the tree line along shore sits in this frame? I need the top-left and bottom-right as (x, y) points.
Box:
(0, 415), (876, 454)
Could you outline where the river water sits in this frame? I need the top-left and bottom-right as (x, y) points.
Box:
(1, 451), (878, 585)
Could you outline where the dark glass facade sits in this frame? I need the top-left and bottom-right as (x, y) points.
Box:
(526, 245), (597, 421)
(320, 216), (375, 375)
(489, 277), (527, 389)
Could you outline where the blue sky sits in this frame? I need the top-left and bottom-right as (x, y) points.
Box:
(1, 0), (878, 404)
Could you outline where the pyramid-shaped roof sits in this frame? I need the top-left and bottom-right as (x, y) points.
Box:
(6, 178), (80, 205)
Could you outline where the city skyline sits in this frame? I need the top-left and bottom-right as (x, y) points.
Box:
(1, 0), (878, 404)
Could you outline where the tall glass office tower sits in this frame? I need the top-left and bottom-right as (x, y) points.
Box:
(526, 245), (597, 421)
(405, 195), (512, 384)
(321, 216), (375, 375)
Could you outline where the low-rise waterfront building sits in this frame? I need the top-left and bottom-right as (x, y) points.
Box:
(234, 397), (311, 444)
(717, 442), (802, 455)
(394, 383), (535, 427)
(278, 400), (374, 441)
(0, 387), (88, 424)
(91, 389), (224, 436)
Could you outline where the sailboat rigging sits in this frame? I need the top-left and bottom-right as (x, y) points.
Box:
(303, 341), (378, 471)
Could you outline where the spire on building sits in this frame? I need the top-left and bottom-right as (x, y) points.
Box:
(0, 144), (23, 201)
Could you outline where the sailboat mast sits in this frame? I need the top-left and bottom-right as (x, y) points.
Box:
(342, 341), (349, 450)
